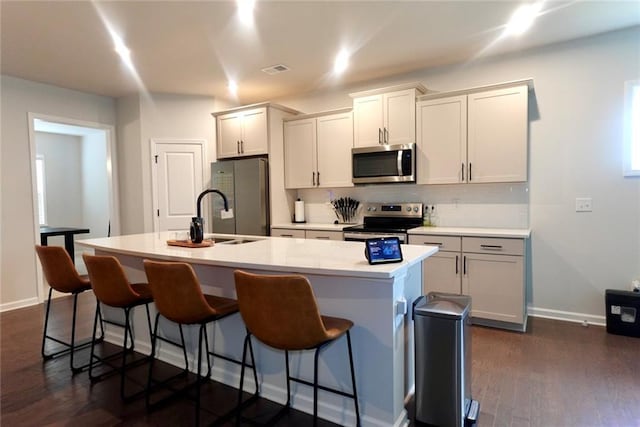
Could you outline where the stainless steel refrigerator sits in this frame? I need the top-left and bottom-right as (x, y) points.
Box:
(210, 157), (270, 236)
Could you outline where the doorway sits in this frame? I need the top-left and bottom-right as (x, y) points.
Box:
(28, 113), (120, 301)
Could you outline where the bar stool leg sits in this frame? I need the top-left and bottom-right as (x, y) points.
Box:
(69, 292), (82, 373)
(346, 331), (361, 427)
(313, 347), (321, 426)
(41, 288), (54, 359)
(285, 350), (291, 408)
(146, 313), (161, 410)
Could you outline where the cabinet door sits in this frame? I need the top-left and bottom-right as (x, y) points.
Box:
(383, 89), (417, 145)
(467, 85), (528, 183)
(239, 108), (268, 156)
(462, 253), (524, 324)
(423, 252), (461, 294)
(284, 118), (316, 189)
(353, 94), (384, 147)
(217, 113), (242, 159)
(316, 112), (354, 188)
(416, 95), (467, 184)
(305, 230), (343, 241)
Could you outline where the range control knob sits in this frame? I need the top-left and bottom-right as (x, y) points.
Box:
(406, 207), (412, 212)
(413, 207), (420, 212)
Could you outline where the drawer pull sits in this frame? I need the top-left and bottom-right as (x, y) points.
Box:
(280, 234), (294, 237)
(455, 255), (459, 275)
(424, 242), (443, 246)
(315, 236), (330, 240)
(480, 244), (503, 250)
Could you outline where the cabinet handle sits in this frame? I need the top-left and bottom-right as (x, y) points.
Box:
(384, 127), (389, 144)
(240, 140), (244, 153)
(455, 255), (459, 275)
(312, 171), (316, 186)
(378, 128), (383, 145)
(237, 140), (240, 153)
(461, 163), (465, 182)
(480, 244), (503, 250)
(424, 242), (443, 246)
(281, 234), (294, 237)
(469, 162), (472, 181)
(463, 255), (467, 275)
(317, 171), (320, 186)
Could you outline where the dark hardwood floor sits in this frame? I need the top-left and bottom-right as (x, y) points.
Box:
(2, 292), (639, 426)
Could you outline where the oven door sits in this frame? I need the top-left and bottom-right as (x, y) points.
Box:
(343, 231), (408, 243)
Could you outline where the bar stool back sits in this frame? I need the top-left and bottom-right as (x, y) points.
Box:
(35, 245), (103, 373)
(234, 270), (360, 426)
(143, 260), (242, 425)
(83, 253), (154, 401)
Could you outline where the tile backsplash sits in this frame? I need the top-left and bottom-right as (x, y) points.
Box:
(296, 183), (529, 229)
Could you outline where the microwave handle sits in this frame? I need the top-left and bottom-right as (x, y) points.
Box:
(397, 150), (403, 176)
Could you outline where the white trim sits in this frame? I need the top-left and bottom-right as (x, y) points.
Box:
(0, 297), (40, 313)
(623, 79), (640, 177)
(28, 112), (120, 303)
(150, 138), (206, 232)
(527, 305), (606, 326)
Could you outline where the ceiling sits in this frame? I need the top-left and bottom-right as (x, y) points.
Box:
(2, 1), (639, 105)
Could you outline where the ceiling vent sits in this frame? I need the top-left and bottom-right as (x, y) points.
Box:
(261, 64), (290, 75)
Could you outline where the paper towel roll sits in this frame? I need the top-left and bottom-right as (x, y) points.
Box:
(294, 200), (305, 222)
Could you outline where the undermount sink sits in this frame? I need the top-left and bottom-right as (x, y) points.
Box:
(212, 237), (262, 245)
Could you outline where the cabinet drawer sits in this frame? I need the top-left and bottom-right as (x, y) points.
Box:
(409, 234), (461, 252)
(305, 230), (343, 241)
(271, 228), (305, 238)
(462, 237), (524, 256)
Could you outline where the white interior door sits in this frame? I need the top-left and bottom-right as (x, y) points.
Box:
(152, 140), (204, 232)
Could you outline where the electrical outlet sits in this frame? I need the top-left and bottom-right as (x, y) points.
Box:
(575, 198), (592, 212)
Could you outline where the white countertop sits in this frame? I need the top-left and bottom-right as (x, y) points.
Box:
(408, 226), (531, 238)
(271, 222), (351, 231)
(78, 231), (438, 279)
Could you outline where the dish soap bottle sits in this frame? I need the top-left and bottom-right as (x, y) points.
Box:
(422, 205), (431, 227)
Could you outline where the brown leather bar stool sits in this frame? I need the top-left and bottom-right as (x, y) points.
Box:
(234, 270), (361, 426)
(143, 260), (253, 426)
(83, 253), (154, 401)
(35, 245), (104, 373)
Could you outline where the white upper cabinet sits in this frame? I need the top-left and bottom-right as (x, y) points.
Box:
(351, 84), (426, 148)
(284, 110), (353, 189)
(284, 118), (316, 188)
(416, 95), (467, 184)
(467, 85), (528, 183)
(416, 81), (530, 184)
(216, 107), (268, 159)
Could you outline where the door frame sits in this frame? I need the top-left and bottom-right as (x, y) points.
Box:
(28, 112), (120, 303)
(150, 138), (206, 232)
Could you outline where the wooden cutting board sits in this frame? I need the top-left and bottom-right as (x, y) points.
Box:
(166, 239), (213, 248)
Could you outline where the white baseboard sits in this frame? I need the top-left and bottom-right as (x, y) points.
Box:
(527, 305), (606, 327)
(0, 297), (39, 313)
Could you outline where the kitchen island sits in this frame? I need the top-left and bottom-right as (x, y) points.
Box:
(77, 232), (438, 427)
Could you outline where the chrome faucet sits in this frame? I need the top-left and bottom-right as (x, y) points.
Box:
(190, 189), (229, 243)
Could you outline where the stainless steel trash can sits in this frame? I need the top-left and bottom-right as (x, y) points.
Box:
(413, 292), (479, 426)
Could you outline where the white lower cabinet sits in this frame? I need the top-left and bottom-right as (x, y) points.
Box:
(409, 234), (526, 330)
(271, 227), (343, 240)
(271, 228), (305, 238)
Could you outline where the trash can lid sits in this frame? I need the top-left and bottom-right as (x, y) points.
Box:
(413, 292), (470, 319)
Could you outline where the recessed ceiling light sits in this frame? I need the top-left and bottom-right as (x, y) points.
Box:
(109, 30), (133, 69)
(504, 2), (543, 37)
(228, 80), (238, 96)
(333, 50), (349, 75)
(237, 0), (255, 26)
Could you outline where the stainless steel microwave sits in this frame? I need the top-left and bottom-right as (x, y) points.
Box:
(352, 143), (416, 184)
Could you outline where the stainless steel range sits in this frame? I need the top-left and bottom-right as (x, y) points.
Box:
(343, 202), (423, 243)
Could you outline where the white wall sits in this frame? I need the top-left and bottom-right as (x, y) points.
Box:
(117, 93), (219, 234)
(35, 132), (84, 228)
(82, 132), (110, 239)
(0, 76), (116, 309)
(275, 27), (640, 320)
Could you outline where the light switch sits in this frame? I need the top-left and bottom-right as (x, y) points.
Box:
(575, 198), (592, 212)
